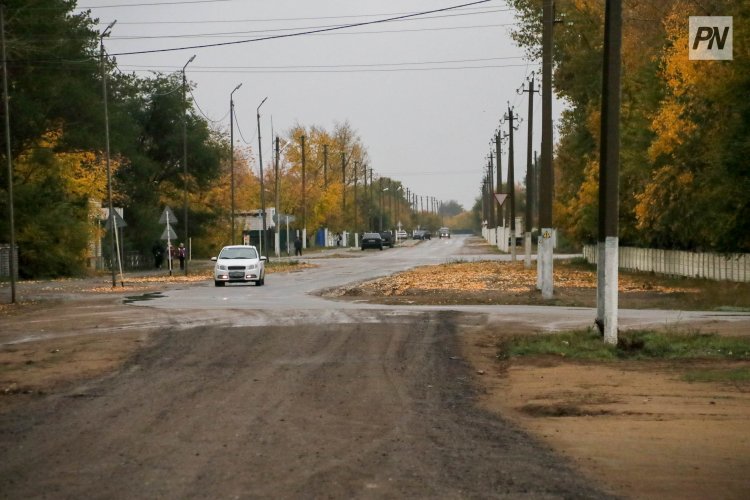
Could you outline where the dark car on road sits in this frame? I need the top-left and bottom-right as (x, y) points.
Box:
(413, 229), (431, 240)
(361, 232), (383, 250)
(380, 231), (394, 248)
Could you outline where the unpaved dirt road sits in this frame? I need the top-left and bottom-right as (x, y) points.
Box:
(0, 311), (611, 498)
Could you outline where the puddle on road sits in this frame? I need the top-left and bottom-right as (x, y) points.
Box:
(123, 292), (165, 304)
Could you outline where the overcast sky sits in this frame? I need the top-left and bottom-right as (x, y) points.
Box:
(79, 0), (562, 211)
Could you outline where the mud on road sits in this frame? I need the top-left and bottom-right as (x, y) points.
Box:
(0, 306), (613, 499)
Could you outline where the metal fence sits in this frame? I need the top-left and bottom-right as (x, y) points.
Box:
(0, 244), (18, 279)
(582, 245), (750, 283)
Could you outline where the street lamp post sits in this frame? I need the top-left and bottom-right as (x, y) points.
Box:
(99, 20), (120, 288)
(2, 6), (16, 302)
(256, 97), (269, 260)
(230, 83), (242, 244)
(181, 54), (195, 276)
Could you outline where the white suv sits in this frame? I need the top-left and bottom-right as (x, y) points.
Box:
(211, 245), (266, 286)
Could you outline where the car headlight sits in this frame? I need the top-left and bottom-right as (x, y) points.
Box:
(247, 264), (257, 270)
(217, 265), (227, 271)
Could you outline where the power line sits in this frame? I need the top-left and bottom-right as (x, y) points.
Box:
(79, 0), (234, 9)
(121, 63), (533, 75)
(188, 88), (229, 123)
(91, 5), (509, 24)
(102, 9), (511, 40)
(117, 55), (526, 71)
(105, 0), (494, 57)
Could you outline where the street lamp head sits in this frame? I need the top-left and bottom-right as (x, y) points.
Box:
(183, 55), (196, 71)
(232, 83), (242, 95)
(101, 20), (117, 38)
(257, 96), (268, 114)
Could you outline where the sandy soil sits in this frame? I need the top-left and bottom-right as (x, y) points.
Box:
(463, 327), (750, 500)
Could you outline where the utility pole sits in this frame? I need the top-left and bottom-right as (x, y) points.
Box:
(388, 178), (393, 231)
(301, 135), (306, 247)
(482, 174), (489, 229)
(99, 20), (118, 288)
(519, 72), (537, 268)
(495, 130), (504, 232)
(369, 168), (373, 229)
(506, 105), (518, 262)
(487, 153), (495, 229)
(353, 161), (358, 235)
(1, 5), (16, 302)
(378, 177), (384, 231)
(323, 144), (328, 189)
(229, 83), (241, 244)
(275, 136), (280, 257)
(341, 152), (346, 220)
(539, 0), (555, 298)
(256, 97), (268, 260)
(362, 163), (368, 229)
(181, 54), (195, 276)
(597, 0), (623, 345)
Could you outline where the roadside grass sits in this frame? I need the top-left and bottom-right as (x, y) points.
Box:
(497, 328), (750, 362)
(682, 367), (750, 383)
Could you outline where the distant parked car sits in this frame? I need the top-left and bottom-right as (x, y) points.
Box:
(438, 227), (450, 238)
(413, 229), (426, 240)
(361, 232), (383, 250)
(211, 245), (266, 287)
(380, 231), (394, 248)
(396, 230), (408, 240)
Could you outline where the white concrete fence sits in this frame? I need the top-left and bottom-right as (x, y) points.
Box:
(582, 245), (750, 283)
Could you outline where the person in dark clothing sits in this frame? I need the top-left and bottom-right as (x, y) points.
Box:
(294, 236), (303, 256)
(152, 242), (164, 269)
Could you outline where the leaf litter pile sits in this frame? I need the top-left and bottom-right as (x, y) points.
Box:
(327, 260), (720, 309)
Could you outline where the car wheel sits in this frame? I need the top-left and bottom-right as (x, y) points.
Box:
(214, 281), (225, 287)
(258, 275), (265, 286)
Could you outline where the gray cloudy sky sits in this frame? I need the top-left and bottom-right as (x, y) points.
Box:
(80, 0), (562, 211)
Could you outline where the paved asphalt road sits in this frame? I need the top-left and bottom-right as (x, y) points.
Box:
(141, 235), (750, 331)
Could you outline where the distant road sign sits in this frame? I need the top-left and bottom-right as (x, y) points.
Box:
(161, 226), (178, 240)
(159, 206), (178, 225)
(104, 209), (127, 230)
(272, 213), (296, 223)
(494, 194), (508, 206)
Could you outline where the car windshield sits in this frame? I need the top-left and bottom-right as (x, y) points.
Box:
(219, 247), (258, 259)
(363, 233), (380, 238)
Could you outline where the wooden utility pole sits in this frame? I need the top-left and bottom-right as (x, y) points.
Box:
(301, 135), (306, 245)
(597, 0), (623, 344)
(539, 0), (555, 298)
(506, 105), (518, 262)
(520, 73), (537, 268)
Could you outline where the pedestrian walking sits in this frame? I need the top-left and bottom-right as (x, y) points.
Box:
(178, 243), (186, 270)
(294, 236), (303, 256)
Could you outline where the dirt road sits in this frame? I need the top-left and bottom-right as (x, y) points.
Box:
(0, 308), (612, 498)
